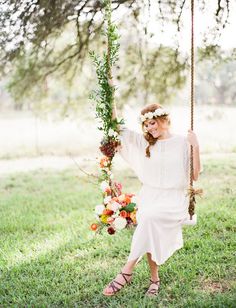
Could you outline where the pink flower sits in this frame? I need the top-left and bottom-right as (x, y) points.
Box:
(107, 217), (115, 224)
(115, 182), (122, 190)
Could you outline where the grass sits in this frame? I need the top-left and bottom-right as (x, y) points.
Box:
(0, 155), (236, 307)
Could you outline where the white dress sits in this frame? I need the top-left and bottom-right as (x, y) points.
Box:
(118, 127), (190, 265)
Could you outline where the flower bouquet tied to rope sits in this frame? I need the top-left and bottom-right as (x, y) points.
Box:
(89, 0), (137, 235)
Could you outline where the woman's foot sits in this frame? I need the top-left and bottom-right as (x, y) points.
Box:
(145, 278), (161, 297)
(102, 272), (132, 296)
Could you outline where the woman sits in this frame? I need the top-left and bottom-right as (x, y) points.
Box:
(102, 103), (201, 297)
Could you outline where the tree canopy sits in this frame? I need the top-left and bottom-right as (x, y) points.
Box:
(0, 0), (235, 113)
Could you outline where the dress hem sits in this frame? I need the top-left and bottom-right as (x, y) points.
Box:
(127, 243), (184, 266)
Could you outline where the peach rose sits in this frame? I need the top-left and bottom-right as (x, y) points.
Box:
(119, 210), (127, 218)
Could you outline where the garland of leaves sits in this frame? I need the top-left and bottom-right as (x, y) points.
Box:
(89, 0), (123, 188)
(89, 0), (137, 235)
(89, 1), (123, 139)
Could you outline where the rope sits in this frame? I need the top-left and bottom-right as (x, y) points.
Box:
(188, 0), (195, 219)
(106, 0), (114, 190)
(106, 0), (112, 82)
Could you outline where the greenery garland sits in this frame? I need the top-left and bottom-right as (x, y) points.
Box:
(89, 0), (124, 141)
(89, 0), (137, 235)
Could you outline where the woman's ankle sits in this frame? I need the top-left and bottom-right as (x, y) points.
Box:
(150, 275), (160, 281)
(121, 266), (133, 274)
(121, 259), (138, 274)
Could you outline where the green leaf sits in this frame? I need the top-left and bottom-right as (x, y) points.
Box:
(122, 203), (135, 212)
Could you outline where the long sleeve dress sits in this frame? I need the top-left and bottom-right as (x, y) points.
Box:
(118, 127), (190, 265)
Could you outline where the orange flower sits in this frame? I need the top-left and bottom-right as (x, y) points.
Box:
(100, 156), (110, 168)
(90, 223), (98, 231)
(102, 209), (114, 216)
(124, 195), (131, 204)
(120, 210), (127, 218)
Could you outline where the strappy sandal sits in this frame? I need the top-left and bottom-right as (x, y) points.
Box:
(103, 272), (132, 296)
(145, 278), (161, 297)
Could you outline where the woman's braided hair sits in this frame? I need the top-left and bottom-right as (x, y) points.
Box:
(141, 103), (170, 158)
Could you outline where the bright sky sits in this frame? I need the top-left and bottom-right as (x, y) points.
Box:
(115, 0), (236, 53)
(2, 1), (235, 53)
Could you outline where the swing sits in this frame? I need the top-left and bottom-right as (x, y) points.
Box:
(183, 0), (203, 226)
(90, 0), (202, 233)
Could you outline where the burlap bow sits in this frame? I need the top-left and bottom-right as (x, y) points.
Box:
(187, 187), (203, 219)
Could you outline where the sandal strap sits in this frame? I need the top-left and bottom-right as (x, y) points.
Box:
(150, 279), (160, 285)
(106, 273), (132, 295)
(108, 280), (124, 293)
(112, 280), (125, 288)
(108, 281), (119, 293)
(119, 272), (132, 283)
(146, 279), (160, 295)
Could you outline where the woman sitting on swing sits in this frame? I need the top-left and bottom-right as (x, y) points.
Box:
(103, 103), (201, 297)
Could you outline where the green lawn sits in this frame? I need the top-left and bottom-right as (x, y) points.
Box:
(0, 155), (236, 307)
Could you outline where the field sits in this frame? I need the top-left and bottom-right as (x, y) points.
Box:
(0, 154), (235, 307)
(0, 105), (236, 160)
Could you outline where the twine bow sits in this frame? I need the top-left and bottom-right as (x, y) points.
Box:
(187, 187), (203, 219)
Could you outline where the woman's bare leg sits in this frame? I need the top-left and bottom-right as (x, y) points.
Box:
(103, 258), (138, 295)
(146, 253), (160, 294)
(146, 252), (159, 281)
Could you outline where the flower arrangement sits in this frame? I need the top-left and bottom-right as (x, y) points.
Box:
(89, 0), (137, 235)
(90, 156), (138, 235)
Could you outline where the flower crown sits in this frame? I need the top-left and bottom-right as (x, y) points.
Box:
(139, 108), (169, 123)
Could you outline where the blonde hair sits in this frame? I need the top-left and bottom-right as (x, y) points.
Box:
(141, 103), (170, 157)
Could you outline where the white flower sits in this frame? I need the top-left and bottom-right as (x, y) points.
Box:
(147, 112), (153, 119)
(100, 181), (109, 192)
(104, 196), (112, 204)
(131, 196), (137, 203)
(112, 212), (119, 218)
(95, 214), (100, 221)
(113, 217), (127, 230)
(140, 115), (146, 122)
(154, 109), (169, 116)
(110, 201), (121, 212)
(140, 108), (169, 123)
(110, 174), (114, 179)
(118, 194), (125, 202)
(108, 128), (116, 137)
(95, 204), (105, 215)
(154, 109), (161, 116)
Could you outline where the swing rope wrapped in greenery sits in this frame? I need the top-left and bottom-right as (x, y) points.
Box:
(89, 0), (137, 235)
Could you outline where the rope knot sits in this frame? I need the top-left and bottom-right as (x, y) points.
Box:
(187, 186), (203, 219)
